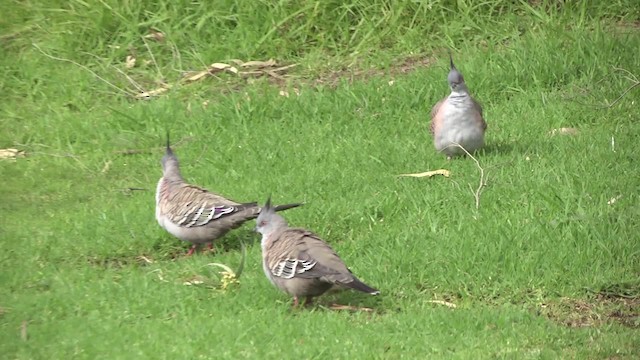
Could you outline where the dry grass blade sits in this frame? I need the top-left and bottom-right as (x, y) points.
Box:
(398, 169), (451, 178)
(20, 320), (28, 341)
(564, 66), (639, 108)
(241, 59), (277, 68)
(548, 127), (579, 136)
(33, 43), (133, 97)
(447, 143), (488, 210)
(426, 300), (457, 308)
(328, 304), (375, 312)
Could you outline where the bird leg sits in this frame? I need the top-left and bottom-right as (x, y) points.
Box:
(303, 296), (314, 307)
(186, 245), (197, 256)
(291, 296), (315, 308)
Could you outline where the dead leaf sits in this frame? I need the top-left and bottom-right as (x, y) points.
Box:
(271, 64), (298, 73)
(426, 300), (457, 308)
(329, 304), (374, 312)
(134, 83), (171, 99)
(144, 29), (165, 42)
(150, 269), (168, 282)
(0, 148), (25, 160)
(101, 160), (112, 173)
(238, 70), (264, 77)
(209, 63), (238, 74)
(184, 70), (209, 82)
(125, 55), (136, 69)
(136, 255), (154, 264)
(607, 195), (623, 205)
(549, 127), (579, 136)
(241, 59), (277, 68)
(398, 169), (450, 178)
(279, 90), (289, 97)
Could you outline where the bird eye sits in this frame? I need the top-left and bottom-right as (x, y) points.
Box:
(259, 221), (267, 226)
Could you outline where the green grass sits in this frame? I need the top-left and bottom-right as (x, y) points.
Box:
(1, 0), (639, 358)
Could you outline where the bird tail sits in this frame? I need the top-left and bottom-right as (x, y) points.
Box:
(346, 278), (380, 295)
(273, 203), (303, 212)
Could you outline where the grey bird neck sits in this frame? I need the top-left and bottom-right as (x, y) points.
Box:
(162, 157), (183, 182)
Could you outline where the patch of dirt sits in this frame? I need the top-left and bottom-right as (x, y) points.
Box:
(308, 55), (434, 89)
(86, 254), (155, 269)
(538, 294), (639, 328)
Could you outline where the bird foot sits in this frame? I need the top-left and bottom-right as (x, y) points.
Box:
(205, 243), (217, 253)
(186, 246), (197, 256)
(291, 296), (314, 308)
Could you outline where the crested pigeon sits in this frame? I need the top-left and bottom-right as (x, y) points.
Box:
(255, 198), (380, 307)
(155, 137), (302, 255)
(430, 54), (487, 159)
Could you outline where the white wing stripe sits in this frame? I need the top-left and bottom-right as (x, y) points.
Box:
(186, 204), (206, 227)
(195, 205), (218, 226)
(272, 258), (317, 279)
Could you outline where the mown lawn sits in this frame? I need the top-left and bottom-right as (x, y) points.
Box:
(1, 1), (638, 358)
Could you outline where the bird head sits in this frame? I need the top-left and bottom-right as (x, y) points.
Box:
(255, 197), (288, 237)
(447, 53), (467, 92)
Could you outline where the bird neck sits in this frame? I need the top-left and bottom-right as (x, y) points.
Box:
(162, 163), (183, 182)
(260, 225), (287, 249)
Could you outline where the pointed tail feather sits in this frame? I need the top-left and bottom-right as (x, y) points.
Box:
(346, 278), (380, 295)
(273, 203), (303, 212)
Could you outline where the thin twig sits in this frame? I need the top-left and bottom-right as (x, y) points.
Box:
(603, 81), (640, 108)
(446, 143), (488, 209)
(169, 40), (185, 74)
(563, 66), (639, 108)
(113, 135), (195, 155)
(81, 51), (147, 94)
(142, 37), (163, 80)
(121, 187), (148, 196)
(32, 43), (132, 96)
